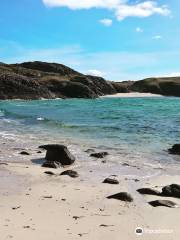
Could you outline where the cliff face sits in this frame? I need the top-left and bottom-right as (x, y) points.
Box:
(0, 61), (180, 99)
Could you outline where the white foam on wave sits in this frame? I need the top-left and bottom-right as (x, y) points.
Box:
(37, 117), (44, 121)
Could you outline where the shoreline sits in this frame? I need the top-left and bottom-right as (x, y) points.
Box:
(101, 92), (164, 98)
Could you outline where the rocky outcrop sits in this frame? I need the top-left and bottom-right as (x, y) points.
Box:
(0, 72), (53, 100)
(130, 77), (180, 97)
(0, 61), (180, 99)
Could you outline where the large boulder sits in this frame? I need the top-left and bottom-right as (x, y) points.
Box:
(39, 144), (75, 166)
(162, 184), (180, 198)
(168, 144), (180, 155)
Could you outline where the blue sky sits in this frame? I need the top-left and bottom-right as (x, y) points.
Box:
(0, 0), (180, 80)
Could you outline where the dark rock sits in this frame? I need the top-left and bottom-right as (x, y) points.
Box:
(103, 178), (119, 185)
(90, 152), (108, 158)
(39, 144), (75, 165)
(162, 184), (180, 198)
(148, 200), (177, 208)
(130, 77), (180, 97)
(107, 192), (133, 202)
(44, 171), (55, 175)
(137, 188), (161, 196)
(60, 170), (79, 178)
(0, 62), (180, 99)
(168, 144), (180, 155)
(0, 162), (8, 165)
(0, 72), (52, 100)
(42, 161), (60, 169)
(20, 151), (30, 155)
(37, 150), (42, 153)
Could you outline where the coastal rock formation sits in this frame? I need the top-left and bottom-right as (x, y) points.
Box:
(0, 61), (180, 99)
(148, 200), (177, 208)
(39, 144), (75, 166)
(107, 192), (133, 202)
(162, 184), (180, 198)
(130, 77), (180, 97)
(168, 144), (180, 155)
(0, 62), (116, 99)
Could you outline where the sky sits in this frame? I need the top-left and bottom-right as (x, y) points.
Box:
(0, 0), (180, 81)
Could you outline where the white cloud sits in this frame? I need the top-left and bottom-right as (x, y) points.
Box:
(99, 18), (113, 26)
(43, 0), (123, 9)
(136, 27), (143, 33)
(115, 1), (170, 21)
(42, 0), (171, 21)
(152, 35), (162, 40)
(87, 69), (105, 77)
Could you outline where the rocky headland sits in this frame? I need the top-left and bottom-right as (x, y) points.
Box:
(0, 61), (180, 99)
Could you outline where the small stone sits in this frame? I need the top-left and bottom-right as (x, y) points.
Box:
(90, 152), (108, 158)
(148, 200), (177, 208)
(44, 171), (55, 175)
(20, 151), (30, 155)
(60, 170), (79, 178)
(137, 188), (161, 196)
(103, 178), (119, 185)
(107, 192), (133, 202)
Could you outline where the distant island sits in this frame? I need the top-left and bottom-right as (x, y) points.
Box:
(0, 61), (180, 99)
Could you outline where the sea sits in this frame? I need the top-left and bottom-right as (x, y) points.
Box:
(0, 96), (180, 180)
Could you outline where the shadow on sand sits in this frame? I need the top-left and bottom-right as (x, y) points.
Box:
(31, 158), (45, 165)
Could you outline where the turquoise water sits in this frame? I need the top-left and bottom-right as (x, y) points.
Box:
(0, 97), (180, 165)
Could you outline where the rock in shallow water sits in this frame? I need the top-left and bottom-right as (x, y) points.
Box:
(148, 200), (177, 208)
(90, 152), (108, 158)
(39, 144), (75, 165)
(103, 178), (119, 185)
(107, 192), (133, 202)
(162, 184), (180, 198)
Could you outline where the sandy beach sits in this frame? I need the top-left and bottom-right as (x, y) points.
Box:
(0, 148), (180, 240)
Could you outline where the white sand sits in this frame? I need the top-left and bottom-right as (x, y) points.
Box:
(102, 92), (163, 98)
(0, 162), (180, 240)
